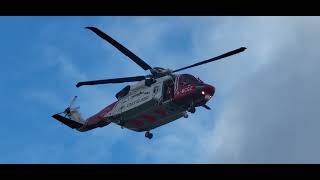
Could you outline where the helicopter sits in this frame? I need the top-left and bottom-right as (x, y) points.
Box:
(52, 26), (246, 139)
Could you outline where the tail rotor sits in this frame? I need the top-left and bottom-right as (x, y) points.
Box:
(55, 96), (80, 118)
(52, 96), (84, 129)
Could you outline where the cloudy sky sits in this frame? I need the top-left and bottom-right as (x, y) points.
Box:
(1, 16), (320, 163)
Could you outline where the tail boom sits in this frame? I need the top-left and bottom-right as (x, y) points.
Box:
(52, 101), (117, 132)
(52, 113), (111, 132)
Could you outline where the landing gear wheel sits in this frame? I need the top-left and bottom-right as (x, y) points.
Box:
(145, 131), (153, 139)
(188, 107), (196, 114)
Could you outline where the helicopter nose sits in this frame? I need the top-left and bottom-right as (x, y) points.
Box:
(201, 85), (215, 100)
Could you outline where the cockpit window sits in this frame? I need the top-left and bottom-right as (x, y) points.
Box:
(179, 74), (201, 86)
(197, 77), (204, 84)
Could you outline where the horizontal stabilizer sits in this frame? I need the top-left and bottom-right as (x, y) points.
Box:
(52, 114), (83, 129)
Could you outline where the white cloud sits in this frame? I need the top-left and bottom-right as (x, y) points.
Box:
(197, 16), (320, 163)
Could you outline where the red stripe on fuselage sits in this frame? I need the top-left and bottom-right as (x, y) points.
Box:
(130, 119), (144, 127)
(154, 107), (168, 117)
(128, 107), (169, 128)
(142, 115), (157, 123)
(86, 101), (117, 126)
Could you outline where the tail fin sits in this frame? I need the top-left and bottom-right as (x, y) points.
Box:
(67, 107), (85, 124)
(52, 96), (86, 131)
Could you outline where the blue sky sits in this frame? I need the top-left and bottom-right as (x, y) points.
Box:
(1, 16), (320, 163)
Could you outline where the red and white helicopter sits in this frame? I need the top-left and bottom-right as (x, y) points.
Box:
(52, 27), (246, 139)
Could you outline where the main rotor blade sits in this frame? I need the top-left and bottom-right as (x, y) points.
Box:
(173, 47), (246, 73)
(76, 76), (146, 88)
(86, 26), (152, 71)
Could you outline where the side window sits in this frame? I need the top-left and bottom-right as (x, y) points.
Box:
(153, 86), (159, 94)
(179, 76), (187, 86)
(163, 79), (174, 101)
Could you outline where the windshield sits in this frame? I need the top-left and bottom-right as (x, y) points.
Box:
(179, 74), (202, 86)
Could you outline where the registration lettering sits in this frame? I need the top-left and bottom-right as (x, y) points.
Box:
(179, 86), (193, 94)
(126, 96), (149, 108)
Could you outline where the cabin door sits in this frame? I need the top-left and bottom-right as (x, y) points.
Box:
(163, 79), (174, 102)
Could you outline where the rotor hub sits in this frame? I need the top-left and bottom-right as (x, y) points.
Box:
(150, 67), (172, 77)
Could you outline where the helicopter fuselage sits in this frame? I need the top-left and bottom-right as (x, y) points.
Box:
(79, 74), (215, 132)
(51, 26), (245, 139)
